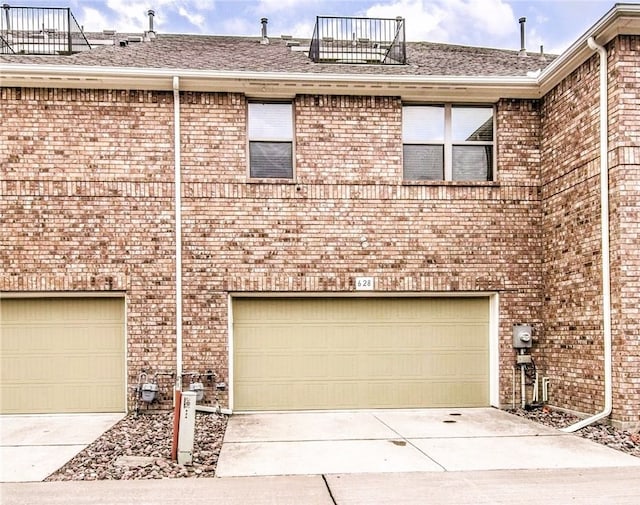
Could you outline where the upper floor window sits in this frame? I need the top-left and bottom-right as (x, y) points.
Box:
(402, 105), (494, 182)
(248, 102), (293, 179)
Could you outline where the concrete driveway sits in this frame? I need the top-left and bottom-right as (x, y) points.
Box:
(0, 413), (124, 482)
(216, 408), (640, 476)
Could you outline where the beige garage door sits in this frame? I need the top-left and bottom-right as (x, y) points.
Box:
(233, 297), (489, 411)
(0, 297), (125, 414)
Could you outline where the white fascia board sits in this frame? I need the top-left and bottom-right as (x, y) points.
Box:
(0, 63), (540, 101)
(538, 4), (640, 95)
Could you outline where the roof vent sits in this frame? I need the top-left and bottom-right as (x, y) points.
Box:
(260, 17), (269, 45)
(144, 9), (156, 40)
(519, 17), (527, 56)
(147, 9), (155, 32)
(128, 35), (142, 43)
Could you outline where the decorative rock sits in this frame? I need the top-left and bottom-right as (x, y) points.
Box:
(155, 458), (170, 469)
(46, 411), (228, 481)
(114, 456), (156, 468)
(510, 408), (640, 458)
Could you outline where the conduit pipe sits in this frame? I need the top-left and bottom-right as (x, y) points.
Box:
(173, 76), (184, 391)
(196, 405), (233, 416)
(561, 37), (612, 432)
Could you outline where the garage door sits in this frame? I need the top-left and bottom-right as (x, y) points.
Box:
(0, 297), (125, 414)
(233, 297), (489, 411)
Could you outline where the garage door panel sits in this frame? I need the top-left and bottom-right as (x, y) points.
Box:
(233, 297), (489, 411)
(0, 298), (125, 414)
(1, 354), (60, 382)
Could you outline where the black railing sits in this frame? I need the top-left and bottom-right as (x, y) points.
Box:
(309, 15), (406, 65)
(1, 4), (91, 54)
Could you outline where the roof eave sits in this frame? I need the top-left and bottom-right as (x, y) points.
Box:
(0, 64), (541, 101)
(538, 3), (640, 95)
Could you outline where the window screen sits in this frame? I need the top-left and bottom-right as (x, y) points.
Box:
(402, 104), (494, 182)
(403, 145), (444, 180)
(248, 103), (293, 178)
(452, 145), (493, 181)
(249, 142), (293, 179)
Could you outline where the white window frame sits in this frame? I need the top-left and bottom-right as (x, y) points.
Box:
(403, 104), (496, 182)
(247, 101), (295, 179)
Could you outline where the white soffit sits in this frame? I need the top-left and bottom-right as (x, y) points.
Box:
(0, 66), (540, 101)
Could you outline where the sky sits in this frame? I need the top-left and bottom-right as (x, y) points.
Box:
(11, 0), (638, 54)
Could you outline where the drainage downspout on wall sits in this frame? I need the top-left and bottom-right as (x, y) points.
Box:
(173, 76), (183, 391)
(561, 37), (612, 432)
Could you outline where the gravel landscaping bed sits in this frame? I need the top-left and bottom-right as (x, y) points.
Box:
(46, 411), (228, 481)
(510, 407), (640, 457)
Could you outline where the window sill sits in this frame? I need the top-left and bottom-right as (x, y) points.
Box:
(402, 180), (499, 188)
(246, 178), (296, 184)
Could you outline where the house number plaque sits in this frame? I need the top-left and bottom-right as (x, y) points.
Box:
(355, 277), (374, 290)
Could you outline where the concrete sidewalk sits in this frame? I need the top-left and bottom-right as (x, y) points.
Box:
(2, 467), (640, 505)
(0, 414), (124, 482)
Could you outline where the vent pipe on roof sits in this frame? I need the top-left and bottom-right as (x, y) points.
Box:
(261, 17), (269, 45)
(144, 9), (156, 41)
(519, 17), (527, 56)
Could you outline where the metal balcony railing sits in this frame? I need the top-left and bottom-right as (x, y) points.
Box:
(1, 4), (91, 55)
(309, 15), (406, 65)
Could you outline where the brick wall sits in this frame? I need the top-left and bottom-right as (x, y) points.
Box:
(180, 94), (544, 409)
(2, 87), (543, 411)
(540, 36), (640, 426)
(608, 35), (640, 425)
(0, 88), (178, 409)
(540, 51), (605, 417)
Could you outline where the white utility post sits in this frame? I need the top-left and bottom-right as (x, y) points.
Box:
(177, 390), (196, 465)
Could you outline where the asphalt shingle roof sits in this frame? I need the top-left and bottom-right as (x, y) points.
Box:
(1, 34), (555, 77)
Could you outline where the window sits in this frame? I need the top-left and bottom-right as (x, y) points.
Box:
(403, 105), (494, 181)
(248, 102), (293, 179)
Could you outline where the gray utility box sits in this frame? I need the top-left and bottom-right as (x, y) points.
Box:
(513, 324), (533, 349)
(189, 382), (204, 401)
(141, 383), (159, 402)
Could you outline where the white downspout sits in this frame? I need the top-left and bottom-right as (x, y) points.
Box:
(561, 37), (612, 432)
(173, 76), (183, 391)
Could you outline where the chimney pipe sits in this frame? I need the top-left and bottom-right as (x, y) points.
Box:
(147, 9), (155, 33)
(519, 17), (527, 56)
(261, 17), (269, 45)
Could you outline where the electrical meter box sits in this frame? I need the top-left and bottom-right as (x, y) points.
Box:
(513, 324), (533, 349)
(141, 383), (158, 402)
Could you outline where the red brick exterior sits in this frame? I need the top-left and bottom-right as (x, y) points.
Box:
(1, 35), (638, 425)
(608, 36), (640, 425)
(1, 88), (178, 406)
(540, 36), (640, 426)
